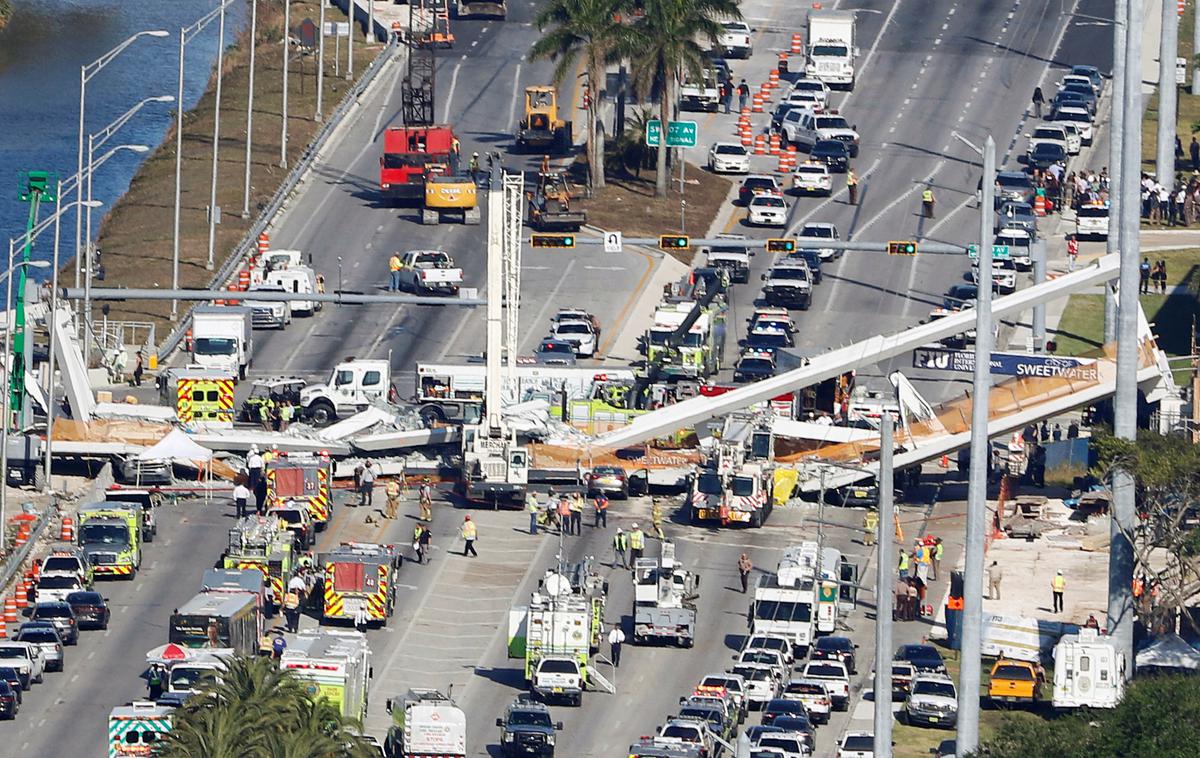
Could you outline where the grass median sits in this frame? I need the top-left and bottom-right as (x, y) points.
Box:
(92, 0), (382, 337)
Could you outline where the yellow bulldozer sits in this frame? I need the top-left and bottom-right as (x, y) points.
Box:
(421, 171), (480, 225)
(516, 86), (572, 153)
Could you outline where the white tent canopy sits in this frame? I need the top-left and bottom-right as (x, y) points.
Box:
(1135, 634), (1200, 672)
(138, 429), (213, 462)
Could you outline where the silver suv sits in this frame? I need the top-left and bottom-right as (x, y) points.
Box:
(904, 672), (958, 729)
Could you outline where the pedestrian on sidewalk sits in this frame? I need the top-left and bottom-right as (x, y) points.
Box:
(1052, 570), (1066, 613)
(460, 515), (478, 557)
(1066, 235), (1078, 272)
(594, 492), (609, 529)
(1155, 259), (1168, 294)
(737, 79), (750, 112)
(233, 480), (250, 519)
(613, 527), (629, 569)
(608, 623), (625, 667)
(737, 553), (753, 594)
(1031, 85), (1044, 118)
(932, 537), (943, 581)
(987, 560), (1003, 599)
(526, 491), (541, 535)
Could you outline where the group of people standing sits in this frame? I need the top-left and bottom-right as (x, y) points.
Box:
(894, 537), (943, 621)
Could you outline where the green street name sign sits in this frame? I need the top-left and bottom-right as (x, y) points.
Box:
(967, 244), (1011, 260)
(646, 119), (698, 148)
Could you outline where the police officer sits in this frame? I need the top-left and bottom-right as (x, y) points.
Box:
(414, 524), (428, 564)
(147, 663), (166, 700)
(921, 186), (936, 218)
(898, 549), (910, 578)
(847, 169), (859, 206)
(650, 499), (666, 540)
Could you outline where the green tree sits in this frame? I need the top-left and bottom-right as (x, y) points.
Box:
(159, 656), (374, 758)
(629, 0), (740, 197)
(973, 675), (1200, 757)
(530, 0), (630, 190)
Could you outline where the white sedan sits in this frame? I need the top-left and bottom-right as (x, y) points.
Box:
(708, 142), (751, 174)
(837, 731), (875, 758)
(788, 77), (831, 107)
(747, 193), (789, 227)
(549, 320), (597, 357)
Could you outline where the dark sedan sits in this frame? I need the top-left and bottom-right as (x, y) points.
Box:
(734, 353), (776, 384)
(812, 636), (858, 673)
(810, 140), (850, 172)
(1050, 90), (1094, 117)
(785, 249), (823, 283)
(895, 643), (948, 674)
(29, 601), (79, 645)
(0, 668), (22, 703)
(769, 715), (817, 753)
(762, 698), (808, 725)
(743, 330), (795, 354)
(65, 591), (110, 631)
(1027, 142), (1067, 171)
(0, 680), (16, 720)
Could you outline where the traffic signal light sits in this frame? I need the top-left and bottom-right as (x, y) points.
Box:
(659, 235), (690, 251)
(766, 238), (796, 253)
(887, 240), (917, 256)
(531, 233), (576, 249)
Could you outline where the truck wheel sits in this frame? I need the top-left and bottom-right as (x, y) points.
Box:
(31, 466), (44, 492)
(421, 209), (440, 225)
(750, 511), (762, 528)
(419, 405), (446, 427)
(308, 401), (337, 427)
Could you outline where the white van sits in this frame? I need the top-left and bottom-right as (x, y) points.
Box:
(265, 265), (321, 317)
(1052, 629), (1124, 709)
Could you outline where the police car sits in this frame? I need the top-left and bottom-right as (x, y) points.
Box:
(792, 161), (832, 196)
(788, 77), (831, 108)
(707, 141), (751, 174)
(738, 175), (784, 205)
(743, 323), (795, 354)
(749, 307), (795, 334)
(994, 227), (1033, 271)
(747, 193), (789, 227)
(734, 349), (778, 383)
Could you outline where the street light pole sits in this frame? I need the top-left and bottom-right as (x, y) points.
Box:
(347, 0), (355, 80)
(873, 412), (895, 758)
(317, 0), (326, 120)
(1156, 0), (1179, 188)
(242, 0), (258, 218)
(205, 0), (228, 271)
(1109, 0), (1143, 680)
(281, 0), (291, 169)
(952, 132), (995, 758)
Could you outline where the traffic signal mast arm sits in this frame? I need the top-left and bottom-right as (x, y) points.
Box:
(541, 236), (964, 255)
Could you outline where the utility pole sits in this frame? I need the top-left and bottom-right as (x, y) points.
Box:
(242, 0), (258, 218)
(316, 0), (326, 120)
(347, 0), (355, 80)
(1156, 0), (1179, 187)
(205, 1), (227, 270)
(1032, 239), (1046, 351)
(1105, 0), (1127, 345)
(281, 0), (291, 168)
(954, 133), (994, 758)
(1109, 0), (1142, 680)
(873, 413), (895, 758)
(1194, 0), (1200, 96)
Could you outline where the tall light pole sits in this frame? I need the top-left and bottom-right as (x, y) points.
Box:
(83, 143), (150, 367)
(173, 0), (234, 319)
(1106, 1), (1127, 344)
(0, 256), (52, 529)
(1109, 0), (1143, 680)
(75, 30), (169, 303)
(242, 0), (259, 219)
(317, 0), (326, 120)
(347, 0), (356, 80)
(205, 0), (229, 271)
(281, 0), (291, 168)
(951, 130), (995, 758)
(1156, 0), (1179, 187)
(873, 413), (895, 758)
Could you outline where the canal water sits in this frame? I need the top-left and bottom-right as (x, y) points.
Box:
(0, 0), (249, 278)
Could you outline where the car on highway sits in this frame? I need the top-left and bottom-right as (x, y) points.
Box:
(531, 339), (577, 366)
(496, 694), (562, 757)
(788, 77), (830, 107)
(549, 319), (598, 358)
(0, 642), (43, 689)
(696, 672), (749, 723)
(734, 350), (777, 384)
(761, 262), (813, 309)
(1027, 141), (1068, 172)
(656, 717), (713, 756)
(770, 102), (808, 133)
(995, 201), (1038, 236)
(706, 247), (751, 284)
(718, 21), (753, 58)
(991, 171), (1036, 207)
(800, 659), (851, 710)
(894, 643), (948, 675)
(792, 161), (832, 196)
(809, 140), (850, 173)
(750, 728), (808, 758)
(1069, 65), (1103, 93)
(586, 465), (630, 499)
(837, 730), (875, 758)
(64, 590), (110, 631)
(268, 503), (315, 549)
(14, 623), (64, 672)
(730, 662), (783, 709)
(28, 601), (80, 645)
(33, 571), (87, 604)
(1052, 106), (1094, 144)
(780, 110), (860, 157)
(781, 678), (832, 724)
(747, 193), (789, 227)
(995, 228), (1034, 271)
(708, 142), (751, 174)
(782, 90), (824, 117)
(1054, 84), (1096, 114)
(769, 716), (817, 754)
(812, 635), (857, 673)
(735, 648), (790, 683)
(944, 283), (980, 309)
(743, 633), (796, 666)
(749, 307), (794, 334)
(1026, 123), (1078, 156)
(0, 680), (17, 720)
(743, 330), (793, 357)
(785, 249), (823, 283)
(0, 668), (22, 704)
(760, 697), (807, 726)
(739, 175), (784, 205)
(798, 222), (840, 260)
(904, 673), (959, 729)
(971, 256), (1017, 294)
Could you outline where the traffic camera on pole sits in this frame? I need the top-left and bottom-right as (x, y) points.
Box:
(531, 233), (576, 249)
(658, 235), (690, 251)
(887, 240), (918, 256)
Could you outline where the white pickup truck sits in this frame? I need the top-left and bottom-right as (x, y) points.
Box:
(396, 250), (464, 295)
(680, 69), (721, 112)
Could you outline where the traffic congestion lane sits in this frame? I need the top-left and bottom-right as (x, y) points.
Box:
(5, 497), (231, 756)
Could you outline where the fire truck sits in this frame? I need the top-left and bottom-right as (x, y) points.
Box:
(379, 125), (459, 203)
(319, 542), (401, 626)
(265, 452), (334, 530)
(221, 515), (297, 608)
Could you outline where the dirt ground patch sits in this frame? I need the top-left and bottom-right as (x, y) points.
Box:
(91, 0), (380, 337)
(578, 163), (732, 264)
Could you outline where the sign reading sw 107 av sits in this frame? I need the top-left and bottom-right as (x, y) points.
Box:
(912, 347), (1099, 381)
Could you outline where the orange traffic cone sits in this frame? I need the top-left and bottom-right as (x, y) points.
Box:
(3, 596), (17, 624)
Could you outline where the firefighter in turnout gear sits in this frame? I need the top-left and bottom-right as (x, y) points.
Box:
(418, 479), (434, 521)
(863, 509), (878, 546)
(650, 499), (666, 540)
(385, 479), (401, 520)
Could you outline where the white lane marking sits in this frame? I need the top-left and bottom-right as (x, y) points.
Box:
(854, 160), (947, 239)
(443, 63), (463, 123)
(520, 259), (577, 353)
(584, 266), (625, 271)
(435, 293), (482, 361)
(507, 64), (523, 130)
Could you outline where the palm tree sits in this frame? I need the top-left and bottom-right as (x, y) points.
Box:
(158, 656), (374, 758)
(630, 0), (740, 197)
(530, 0), (631, 189)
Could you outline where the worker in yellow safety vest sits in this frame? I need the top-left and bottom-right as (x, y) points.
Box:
(628, 524), (645, 563)
(385, 479), (401, 520)
(862, 510), (878, 546)
(460, 515), (478, 557)
(388, 253), (404, 292)
(1052, 570), (1066, 613)
(847, 169), (858, 206)
(921, 187), (936, 218)
(897, 550), (910, 578)
(650, 499), (665, 540)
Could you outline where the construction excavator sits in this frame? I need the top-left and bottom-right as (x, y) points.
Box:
(515, 86), (572, 153)
(422, 171), (481, 225)
(526, 171), (586, 231)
